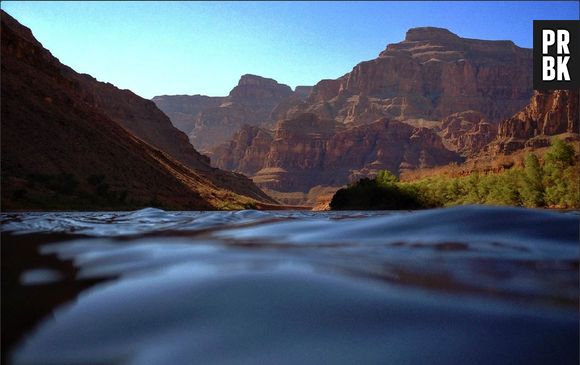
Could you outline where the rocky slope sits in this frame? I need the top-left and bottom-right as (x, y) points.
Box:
(212, 114), (461, 192)
(0, 10), (274, 210)
(490, 90), (579, 154)
(65, 66), (273, 203)
(70, 74), (212, 171)
(291, 27), (533, 125)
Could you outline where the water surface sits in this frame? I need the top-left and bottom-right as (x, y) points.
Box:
(2, 206), (578, 364)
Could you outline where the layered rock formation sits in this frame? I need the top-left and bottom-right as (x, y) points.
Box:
(152, 26), (544, 199)
(209, 27), (533, 193)
(70, 74), (212, 171)
(1, 10), (274, 210)
(285, 27), (532, 126)
(440, 111), (498, 156)
(229, 74), (293, 104)
(212, 114), (461, 192)
(490, 90), (579, 154)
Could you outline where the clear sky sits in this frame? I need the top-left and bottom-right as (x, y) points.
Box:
(2, 1), (578, 99)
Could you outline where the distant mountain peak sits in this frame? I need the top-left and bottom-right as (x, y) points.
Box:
(404, 27), (460, 42)
(237, 74), (281, 87)
(380, 25), (525, 62)
(230, 74), (292, 101)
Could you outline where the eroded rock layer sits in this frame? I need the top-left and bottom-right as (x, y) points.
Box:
(283, 27), (533, 127)
(490, 90), (579, 154)
(212, 114), (461, 192)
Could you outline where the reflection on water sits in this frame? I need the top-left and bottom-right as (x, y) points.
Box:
(1, 206), (579, 365)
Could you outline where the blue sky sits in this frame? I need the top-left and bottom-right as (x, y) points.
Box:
(2, 1), (578, 98)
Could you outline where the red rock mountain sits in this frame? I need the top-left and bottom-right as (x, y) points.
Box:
(489, 90), (579, 154)
(212, 125), (275, 176)
(0, 11), (274, 210)
(63, 67), (273, 204)
(209, 27), (535, 193)
(291, 27), (533, 125)
(157, 28), (533, 192)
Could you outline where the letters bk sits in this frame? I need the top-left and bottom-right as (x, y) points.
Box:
(533, 20), (579, 90)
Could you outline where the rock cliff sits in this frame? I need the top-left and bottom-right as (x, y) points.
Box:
(294, 86), (314, 100)
(294, 27), (533, 125)
(440, 111), (498, 156)
(229, 74), (293, 104)
(70, 74), (213, 171)
(212, 125), (274, 175)
(490, 90), (579, 154)
(158, 26), (545, 197)
(212, 114), (461, 192)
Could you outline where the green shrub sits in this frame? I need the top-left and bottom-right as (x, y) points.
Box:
(330, 139), (578, 210)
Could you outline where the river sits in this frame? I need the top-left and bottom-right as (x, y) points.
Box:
(1, 206), (578, 364)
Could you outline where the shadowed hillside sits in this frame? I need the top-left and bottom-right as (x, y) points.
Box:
(0, 10), (274, 210)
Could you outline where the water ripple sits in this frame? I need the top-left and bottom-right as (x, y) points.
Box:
(2, 205), (578, 365)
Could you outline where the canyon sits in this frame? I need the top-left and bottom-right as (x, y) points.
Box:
(3, 11), (577, 209)
(287, 27), (534, 125)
